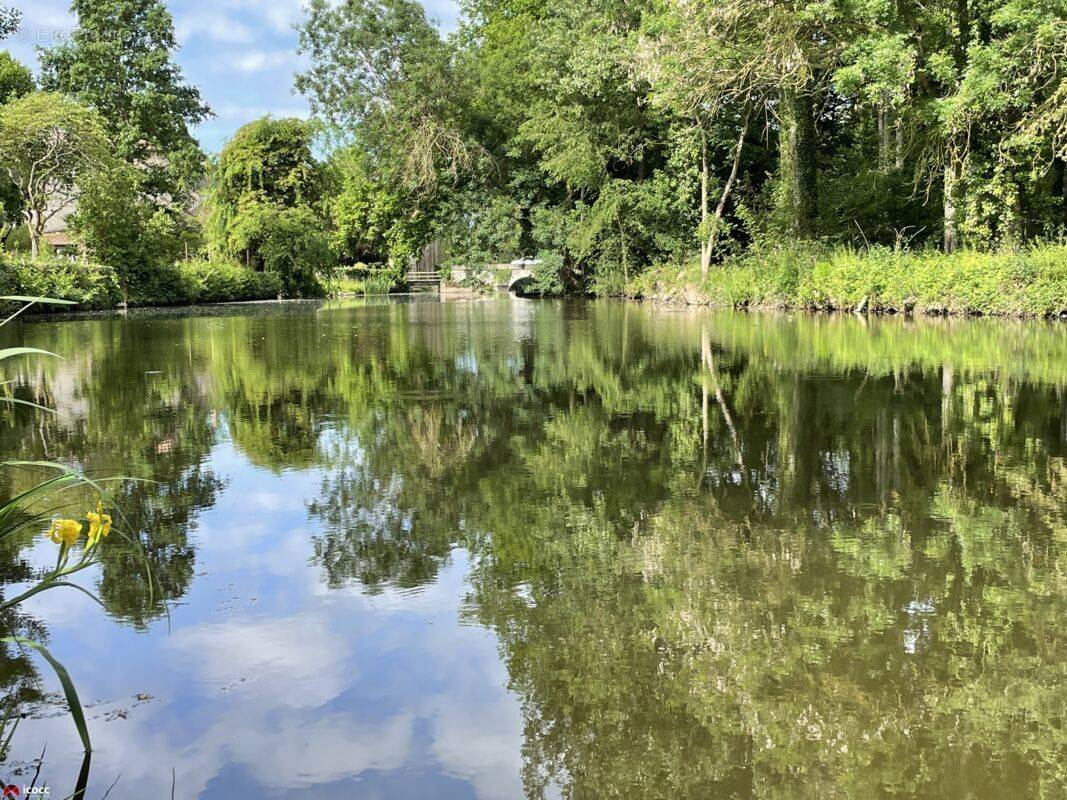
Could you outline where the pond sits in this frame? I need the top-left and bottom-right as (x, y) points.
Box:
(0, 297), (1064, 799)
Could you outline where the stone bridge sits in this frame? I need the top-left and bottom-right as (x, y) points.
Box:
(407, 264), (535, 293)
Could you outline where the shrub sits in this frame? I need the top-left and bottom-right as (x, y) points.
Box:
(169, 260), (282, 305)
(224, 202), (334, 296)
(0, 255), (121, 309)
(529, 251), (566, 296)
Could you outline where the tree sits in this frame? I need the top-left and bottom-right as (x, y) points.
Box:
(39, 0), (210, 206)
(0, 6), (18, 39)
(297, 0), (486, 265)
(71, 160), (200, 296)
(227, 202), (334, 295)
(294, 0), (1067, 289)
(0, 50), (33, 247)
(208, 117), (322, 244)
(325, 146), (428, 265)
(0, 52), (32, 103)
(0, 92), (110, 257)
(207, 117), (333, 295)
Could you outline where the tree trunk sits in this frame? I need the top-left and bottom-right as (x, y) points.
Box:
(779, 85), (819, 237)
(1055, 158), (1067, 232)
(704, 110), (750, 273)
(700, 130), (711, 277)
(26, 209), (41, 259)
(878, 104), (889, 172)
(943, 158), (958, 253)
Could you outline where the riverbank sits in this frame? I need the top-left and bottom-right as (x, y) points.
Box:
(0, 256), (282, 311)
(626, 244), (1067, 318)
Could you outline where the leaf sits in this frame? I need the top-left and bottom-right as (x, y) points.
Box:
(0, 296), (76, 305)
(2, 637), (91, 753)
(0, 347), (61, 362)
(0, 397), (57, 414)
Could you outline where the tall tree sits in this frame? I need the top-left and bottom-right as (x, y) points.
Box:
(207, 117), (333, 295)
(39, 0), (210, 207)
(0, 92), (110, 257)
(0, 50), (33, 246)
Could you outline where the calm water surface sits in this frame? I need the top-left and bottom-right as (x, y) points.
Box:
(0, 298), (1064, 799)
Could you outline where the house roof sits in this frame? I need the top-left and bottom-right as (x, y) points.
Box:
(43, 231), (78, 247)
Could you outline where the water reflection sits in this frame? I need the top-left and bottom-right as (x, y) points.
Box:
(0, 299), (1063, 798)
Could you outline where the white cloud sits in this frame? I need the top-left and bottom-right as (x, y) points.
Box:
(175, 11), (256, 45)
(211, 102), (309, 122)
(228, 49), (296, 74)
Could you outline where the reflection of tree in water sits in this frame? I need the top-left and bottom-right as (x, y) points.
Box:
(308, 404), (486, 592)
(96, 465), (222, 628)
(0, 317), (225, 628)
(291, 305), (1066, 798)
(0, 302), (1062, 797)
(462, 316), (1065, 799)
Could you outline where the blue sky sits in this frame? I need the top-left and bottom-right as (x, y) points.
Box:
(6, 0), (461, 152)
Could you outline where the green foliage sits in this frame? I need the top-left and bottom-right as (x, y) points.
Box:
(0, 256), (121, 309)
(169, 259), (283, 304)
(442, 193), (522, 272)
(324, 147), (427, 265)
(226, 203), (333, 296)
(71, 162), (199, 295)
(0, 7), (19, 39)
(630, 243), (1067, 317)
(0, 92), (111, 257)
(209, 117), (322, 225)
(363, 270), (397, 295)
(0, 52), (33, 103)
(293, 0), (1067, 298)
(529, 251), (566, 296)
(39, 0), (210, 205)
(326, 262), (404, 295)
(207, 118), (332, 296)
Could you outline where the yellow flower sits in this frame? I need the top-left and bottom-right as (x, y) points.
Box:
(86, 501), (112, 546)
(48, 518), (82, 547)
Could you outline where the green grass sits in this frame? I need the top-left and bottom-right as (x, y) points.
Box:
(628, 243), (1067, 318)
(327, 270), (398, 296)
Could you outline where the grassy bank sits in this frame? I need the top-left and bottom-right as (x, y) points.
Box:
(627, 244), (1067, 318)
(0, 256), (282, 311)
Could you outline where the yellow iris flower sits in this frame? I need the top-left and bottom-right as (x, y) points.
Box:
(48, 518), (82, 547)
(86, 501), (112, 546)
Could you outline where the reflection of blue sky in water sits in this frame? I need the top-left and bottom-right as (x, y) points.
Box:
(12, 438), (528, 799)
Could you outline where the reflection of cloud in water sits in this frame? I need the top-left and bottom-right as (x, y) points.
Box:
(13, 558), (524, 799)
(171, 613), (350, 707)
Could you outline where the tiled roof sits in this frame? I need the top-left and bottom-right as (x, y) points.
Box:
(43, 231), (78, 247)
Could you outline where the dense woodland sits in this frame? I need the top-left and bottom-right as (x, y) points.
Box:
(0, 0), (1065, 311)
(294, 0), (1067, 297)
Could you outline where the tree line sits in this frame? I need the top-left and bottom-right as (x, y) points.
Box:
(295, 0), (1067, 294)
(0, 0), (1064, 305)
